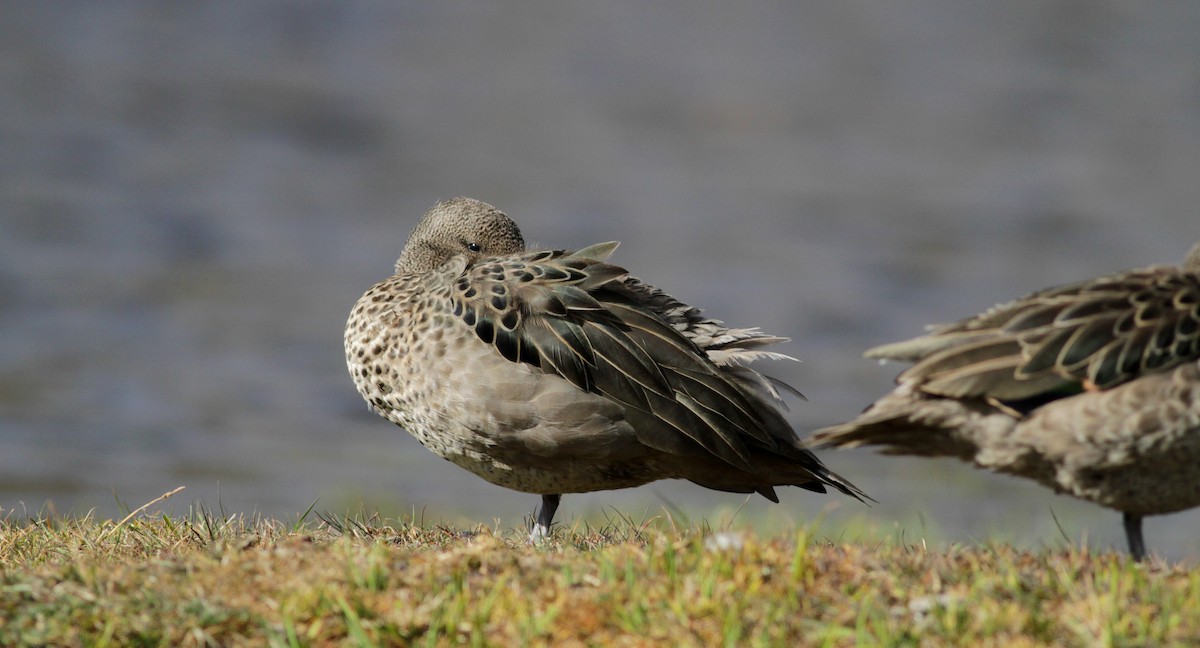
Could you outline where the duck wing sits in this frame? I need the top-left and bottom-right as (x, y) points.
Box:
(449, 243), (783, 473)
(870, 266), (1200, 402)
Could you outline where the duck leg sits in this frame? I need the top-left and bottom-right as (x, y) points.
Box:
(529, 493), (561, 542)
(1123, 512), (1146, 562)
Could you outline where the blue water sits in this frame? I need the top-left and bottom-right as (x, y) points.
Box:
(2, 2), (1199, 560)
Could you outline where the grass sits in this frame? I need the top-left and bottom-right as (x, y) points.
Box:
(1, 497), (1198, 647)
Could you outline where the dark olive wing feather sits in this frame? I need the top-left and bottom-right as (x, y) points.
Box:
(874, 266), (1200, 402)
(448, 246), (794, 472)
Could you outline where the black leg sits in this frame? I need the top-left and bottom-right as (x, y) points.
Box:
(530, 494), (561, 542)
(1123, 512), (1145, 562)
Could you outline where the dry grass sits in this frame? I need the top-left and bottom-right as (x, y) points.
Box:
(1, 499), (1198, 647)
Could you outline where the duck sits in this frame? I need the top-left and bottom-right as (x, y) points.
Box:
(345, 197), (866, 538)
(812, 242), (1200, 560)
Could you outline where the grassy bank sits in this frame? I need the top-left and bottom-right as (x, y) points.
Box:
(1, 502), (1198, 647)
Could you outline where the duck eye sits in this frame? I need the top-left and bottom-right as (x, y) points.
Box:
(466, 242), (482, 252)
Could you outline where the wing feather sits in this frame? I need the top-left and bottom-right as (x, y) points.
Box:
(873, 265), (1200, 404)
(444, 243), (812, 474)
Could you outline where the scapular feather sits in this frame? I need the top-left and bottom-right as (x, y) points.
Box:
(865, 261), (1200, 406)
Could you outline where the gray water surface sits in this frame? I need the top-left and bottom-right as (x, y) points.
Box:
(3, 2), (1199, 561)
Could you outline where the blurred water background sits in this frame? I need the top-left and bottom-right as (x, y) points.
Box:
(3, 2), (1199, 560)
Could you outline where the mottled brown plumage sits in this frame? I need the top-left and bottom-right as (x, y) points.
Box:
(346, 197), (865, 537)
(813, 242), (1200, 560)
